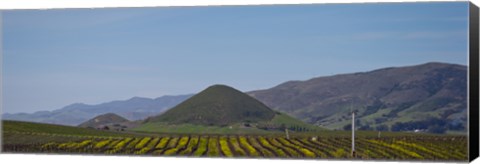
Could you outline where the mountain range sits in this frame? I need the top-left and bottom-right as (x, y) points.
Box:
(2, 94), (192, 126)
(2, 62), (467, 132)
(248, 62), (467, 131)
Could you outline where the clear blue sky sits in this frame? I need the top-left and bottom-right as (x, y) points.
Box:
(2, 2), (469, 113)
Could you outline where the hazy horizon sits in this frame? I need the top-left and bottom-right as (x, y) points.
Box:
(2, 2), (469, 113)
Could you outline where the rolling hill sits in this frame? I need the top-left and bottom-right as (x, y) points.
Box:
(78, 113), (138, 130)
(145, 85), (276, 126)
(248, 62), (467, 132)
(136, 84), (324, 134)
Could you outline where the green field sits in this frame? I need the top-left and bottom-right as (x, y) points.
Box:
(2, 120), (151, 144)
(1, 120), (468, 161)
(133, 113), (326, 135)
(4, 134), (468, 161)
(3, 120), (138, 136)
(132, 122), (269, 134)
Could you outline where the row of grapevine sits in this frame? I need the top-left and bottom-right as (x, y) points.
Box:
(135, 137), (159, 154)
(4, 135), (467, 161)
(179, 136), (199, 155)
(193, 137), (208, 156)
(238, 136), (260, 157)
(207, 137), (220, 156)
(258, 136), (288, 157)
(228, 136), (247, 156)
(219, 137), (233, 157)
(247, 137), (274, 157)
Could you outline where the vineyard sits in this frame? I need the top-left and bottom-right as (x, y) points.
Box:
(3, 135), (467, 161)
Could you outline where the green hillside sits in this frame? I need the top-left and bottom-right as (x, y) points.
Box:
(145, 84), (276, 126)
(136, 84), (326, 134)
(268, 112), (321, 130)
(249, 62), (467, 133)
(78, 113), (130, 128)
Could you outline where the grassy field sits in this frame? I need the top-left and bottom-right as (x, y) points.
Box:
(133, 123), (446, 138)
(3, 120), (135, 137)
(268, 113), (326, 131)
(3, 120), (444, 143)
(133, 113), (326, 135)
(132, 122), (271, 134)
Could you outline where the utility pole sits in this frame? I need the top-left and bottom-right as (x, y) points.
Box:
(285, 128), (290, 139)
(352, 111), (356, 158)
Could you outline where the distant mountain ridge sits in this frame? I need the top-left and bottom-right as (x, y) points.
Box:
(2, 94), (193, 126)
(3, 62), (467, 133)
(248, 62), (467, 131)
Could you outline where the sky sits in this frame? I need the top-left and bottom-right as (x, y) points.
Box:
(2, 2), (469, 113)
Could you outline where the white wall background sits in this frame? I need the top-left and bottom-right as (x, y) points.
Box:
(0, 0), (478, 164)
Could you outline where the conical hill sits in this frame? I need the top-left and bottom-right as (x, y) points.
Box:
(146, 84), (276, 126)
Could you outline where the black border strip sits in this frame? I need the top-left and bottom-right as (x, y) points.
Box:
(469, 2), (479, 162)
